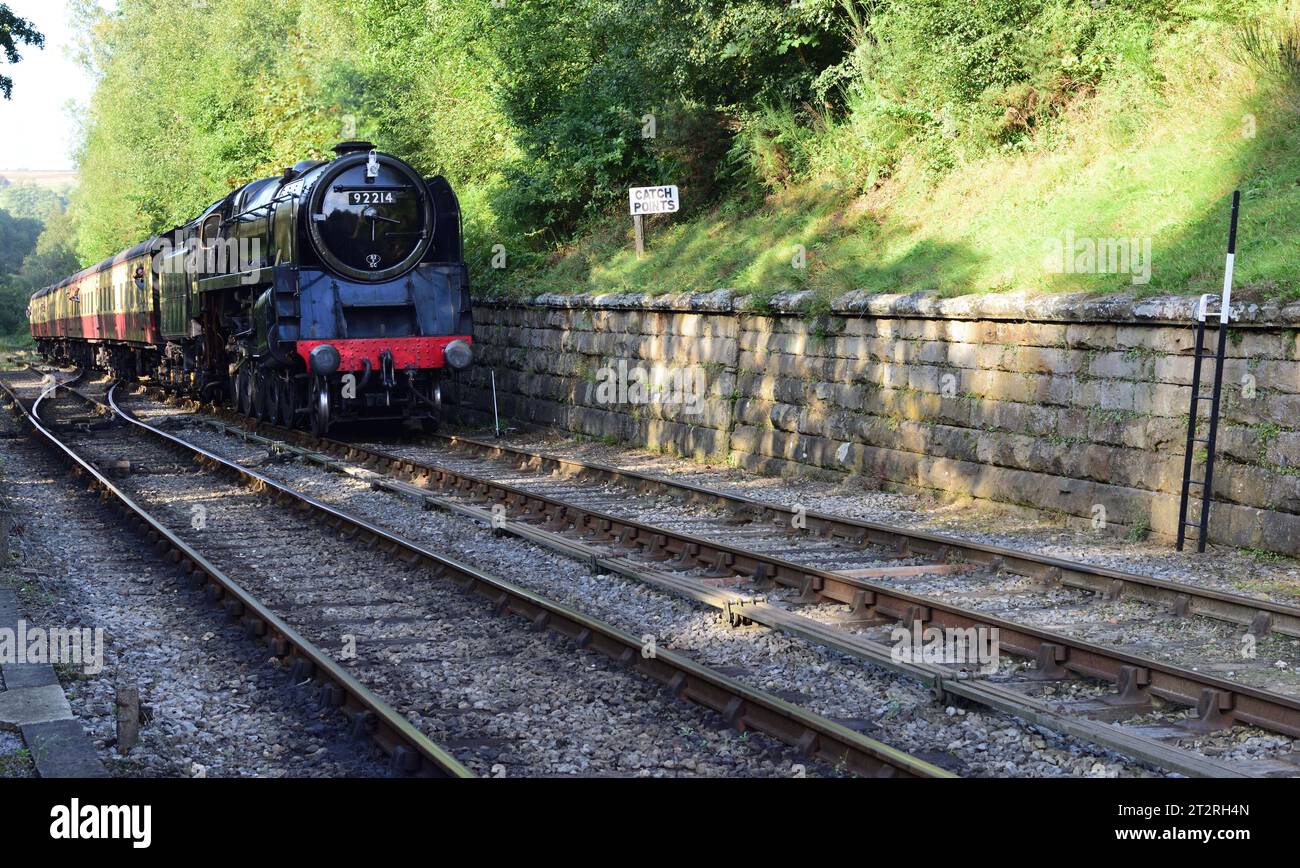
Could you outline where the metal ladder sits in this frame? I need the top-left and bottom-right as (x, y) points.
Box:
(1176, 190), (1240, 553)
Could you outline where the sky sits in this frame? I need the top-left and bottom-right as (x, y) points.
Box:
(0, 1), (108, 171)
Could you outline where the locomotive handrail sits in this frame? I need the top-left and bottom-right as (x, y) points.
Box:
(223, 191), (299, 225)
(330, 183), (414, 192)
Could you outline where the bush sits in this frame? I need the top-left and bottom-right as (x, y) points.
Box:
(1233, 1), (1300, 87)
(836, 0), (1202, 178)
(487, 0), (849, 234)
(57, 0), (1291, 310)
(0, 208), (40, 274)
(725, 104), (828, 194)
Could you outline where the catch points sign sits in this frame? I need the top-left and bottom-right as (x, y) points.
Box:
(629, 185), (679, 215)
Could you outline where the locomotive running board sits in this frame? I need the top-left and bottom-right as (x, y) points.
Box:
(197, 267), (275, 291)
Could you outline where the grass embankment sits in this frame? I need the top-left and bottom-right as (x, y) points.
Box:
(501, 19), (1300, 308)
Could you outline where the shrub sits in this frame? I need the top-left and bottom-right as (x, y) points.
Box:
(487, 0), (849, 234)
(838, 0), (1199, 177)
(725, 103), (828, 194)
(1233, 0), (1300, 87)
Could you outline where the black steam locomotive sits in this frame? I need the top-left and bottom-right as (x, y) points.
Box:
(31, 141), (473, 434)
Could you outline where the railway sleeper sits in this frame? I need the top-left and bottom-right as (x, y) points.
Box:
(275, 426), (1300, 751)
(317, 682), (346, 710)
(723, 505), (755, 526)
(104, 392), (1300, 764)
(540, 508), (570, 532)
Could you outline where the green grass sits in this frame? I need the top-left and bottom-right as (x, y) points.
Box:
(0, 748), (33, 778)
(0, 332), (35, 354)
(489, 21), (1300, 306)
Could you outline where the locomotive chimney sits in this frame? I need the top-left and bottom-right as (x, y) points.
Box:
(333, 140), (376, 156)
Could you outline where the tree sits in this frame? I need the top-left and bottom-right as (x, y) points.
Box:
(487, 0), (846, 234)
(0, 3), (44, 99)
(0, 183), (68, 221)
(0, 207), (41, 273)
(19, 210), (80, 290)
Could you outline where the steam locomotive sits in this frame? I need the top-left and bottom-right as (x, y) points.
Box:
(28, 141), (474, 434)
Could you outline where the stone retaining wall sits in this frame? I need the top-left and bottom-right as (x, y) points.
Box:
(448, 289), (1300, 555)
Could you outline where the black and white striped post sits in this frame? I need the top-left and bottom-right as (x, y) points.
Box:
(1176, 190), (1240, 552)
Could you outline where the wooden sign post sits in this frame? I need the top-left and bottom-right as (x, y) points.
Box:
(628, 185), (679, 259)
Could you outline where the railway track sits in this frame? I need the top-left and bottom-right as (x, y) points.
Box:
(2, 377), (952, 779)
(0, 372), (473, 778)
(0, 377), (400, 778)
(132, 388), (1300, 777)
(431, 434), (1300, 639)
